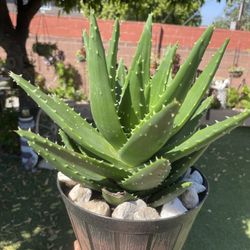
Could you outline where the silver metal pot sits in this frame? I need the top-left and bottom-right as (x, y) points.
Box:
(57, 168), (208, 250)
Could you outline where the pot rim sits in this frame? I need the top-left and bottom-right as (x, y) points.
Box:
(57, 167), (209, 224)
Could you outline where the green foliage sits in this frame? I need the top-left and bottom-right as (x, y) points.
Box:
(214, 0), (250, 31)
(80, 0), (205, 26)
(227, 85), (250, 109)
(10, 15), (250, 207)
(32, 40), (85, 101)
(34, 72), (47, 91)
(43, 0), (82, 13)
(227, 87), (240, 108)
(50, 62), (85, 101)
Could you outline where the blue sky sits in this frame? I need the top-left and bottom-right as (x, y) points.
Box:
(201, 0), (227, 26)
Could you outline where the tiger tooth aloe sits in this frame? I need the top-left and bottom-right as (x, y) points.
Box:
(10, 14), (250, 207)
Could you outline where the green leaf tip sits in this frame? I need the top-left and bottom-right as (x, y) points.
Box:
(102, 188), (137, 206)
(120, 157), (171, 191)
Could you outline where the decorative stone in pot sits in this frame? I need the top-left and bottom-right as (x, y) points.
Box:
(228, 66), (244, 78)
(10, 12), (250, 250)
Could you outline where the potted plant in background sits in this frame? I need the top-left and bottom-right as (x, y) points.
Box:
(32, 41), (57, 60)
(228, 64), (244, 78)
(10, 14), (250, 250)
(227, 84), (250, 110)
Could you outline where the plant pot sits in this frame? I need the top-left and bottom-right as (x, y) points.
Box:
(57, 168), (208, 250)
(229, 71), (243, 78)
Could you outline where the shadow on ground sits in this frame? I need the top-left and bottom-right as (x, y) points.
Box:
(1, 128), (250, 249)
(0, 156), (74, 250)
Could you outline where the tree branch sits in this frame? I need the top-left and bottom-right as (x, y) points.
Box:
(15, 0), (42, 45)
(0, 0), (15, 49)
(17, 0), (24, 11)
(24, 0), (42, 23)
(16, 0), (42, 31)
(0, 0), (14, 31)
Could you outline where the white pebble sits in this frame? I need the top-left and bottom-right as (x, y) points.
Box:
(78, 199), (110, 217)
(68, 184), (92, 203)
(112, 202), (137, 220)
(190, 182), (206, 193)
(58, 172), (77, 187)
(183, 178), (206, 194)
(181, 187), (199, 209)
(132, 199), (147, 209)
(190, 170), (203, 184)
(112, 199), (147, 220)
(134, 207), (160, 220)
(160, 198), (187, 219)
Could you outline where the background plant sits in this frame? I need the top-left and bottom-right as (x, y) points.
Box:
(228, 65), (244, 73)
(50, 61), (85, 101)
(228, 65), (244, 78)
(214, 0), (250, 31)
(81, 0), (204, 26)
(33, 44), (85, 101)
(10, 14), (250, 207)
(227, 84), (250, 109)
(32, 41), (58, 60)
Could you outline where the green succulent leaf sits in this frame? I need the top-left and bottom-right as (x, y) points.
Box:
(149, 181), (192, 208)
(82, 29), (89, 57)
(141, 14), (152, 98)
(116, 58), (126, 88)
(102, 188), (137, 206)
(17, 130), (130, 181)
(114, 58), (126, 105)
(160, 96), (214, 153)
(118, 87), (139, 132)
(10, 72), (120, 164)
(193, 96), (214, 117)
(106, 18), (119, 92)
(153, 26), (214, 112)
(119, 100), (180, 166)
(19, 135), (116, 191)
(149, 45), (178, 109)
(58, 129), (91, 156)
(128, 56), (146, 120)
(128, 14), (152, 98)
(119, 15), (152, 130)
(172, 39), (229, 134)
(88, 13), (127, 149)
(11, 15), (249, 205)
(166, 147), (208, 185)
(120, 157), (171, 191)
(164, 110), (250, 162)
(59, 129), (78, 152)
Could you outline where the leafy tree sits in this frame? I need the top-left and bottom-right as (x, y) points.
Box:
(214, 0), (250, 30)
(81, 0), (205, 26)
(0, 0), (82, 113)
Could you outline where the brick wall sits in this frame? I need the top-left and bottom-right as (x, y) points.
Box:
(1, 13), (250, 94)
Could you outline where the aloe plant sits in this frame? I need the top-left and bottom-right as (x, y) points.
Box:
(10, 14), (250, 208)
